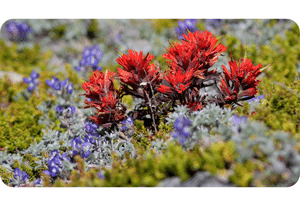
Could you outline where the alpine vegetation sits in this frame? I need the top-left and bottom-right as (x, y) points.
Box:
(0, 19), (299, 188)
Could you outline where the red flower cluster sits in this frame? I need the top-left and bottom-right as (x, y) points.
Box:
(158, 66), (194, 95)
(163, 30), (227, 76)
(82, 30), (264, 130)
(116, 50), (161, 98)
(158, 30), (227, 110)
(82, 70), (126, 126)
(218, 54), (262, 104)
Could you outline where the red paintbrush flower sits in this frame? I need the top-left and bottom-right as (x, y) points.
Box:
(158, 66), (194, 95)
(218, 77), (240, 102)
(82, 70), (126, 126)
(116, 50), (161, 98)
(187, 101), (203, 111)
(88, 92), (126, 126)
(222, 53), (262, 91)
(82, 70), (116, 101)
(163, 41), (200, 72)
(218, 54), (263, 104)
(163, 30), (227, 77)
(182, 30), (227, 72)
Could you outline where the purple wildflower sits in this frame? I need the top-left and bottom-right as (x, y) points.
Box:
(175, 19), (198, 40)
(23, 70), (40, 92)
(172, 116), (192, 145)
(75, 45), (103, 72)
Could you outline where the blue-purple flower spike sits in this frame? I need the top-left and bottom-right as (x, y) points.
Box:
(122, 116), (134, 130)
(22, 171), (30, 183)
(75, 45), (103, 72)
(66, 83), (73, 94)
(13, 168), (22, 179)
(23, 70), (40, 92)
(232, 115), (247, 126)
(172, 115), (192, 145)
(175, 19), (198, 40)
(5, 20), (33, 41)
(56, 106), (63, 114)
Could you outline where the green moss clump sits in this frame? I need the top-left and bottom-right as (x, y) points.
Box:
(101, 143), (204, 187)
(50, 24), (67, 40)
(0, 76), (22, 106)
(131, 119), (172, 151)
(0, 96), (45, 153)
(0, 39), (52, 74)
(229, 161), (256, 187)
(200, 141), (238, 175)
(251, 79), (300, 135)
(0, 165), (12, 186)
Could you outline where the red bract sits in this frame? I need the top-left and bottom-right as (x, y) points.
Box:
(182, 30), (227, 73)
(159, 30), (227, 111)
(223, 54), (262, 91)
(163, 41), (200, 72)
(158, 66), (194, 95)
(218, 54), (262, 104)
(82, 70), (126, 126)
(163, 30), (227, 77)
(187, 101), (203, 111)
(82, 70), (116, 100)
(116, 50), (161, 98)
(88, 92), (126, 126)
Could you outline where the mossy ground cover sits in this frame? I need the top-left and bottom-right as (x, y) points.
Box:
(0, 19), (300, 189)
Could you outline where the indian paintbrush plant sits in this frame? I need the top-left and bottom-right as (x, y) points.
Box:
(81, 30), (265, 135)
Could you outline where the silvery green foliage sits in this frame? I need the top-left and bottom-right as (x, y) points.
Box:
(166, 105), (190, 124)
(26, 129), (71, 156)
(22, 141), (46, 158)
(231, 121), (269, 162)
(37, 99), (57, 128)
(0, 150), (14, 172)
(165, 104), (234, 150)
(226, 19), (295, 46)
(77, 129), (136, 170)
(0, 150), (27, 173)
(150, 138), (168, 153)
(191, 103), (234, 127)
(12, 89), (32, 102)
(157, 171), (234, 187)
(189, 103), (234, 141)
(103, 130), (135, 158)
(232, 121), (300, 186)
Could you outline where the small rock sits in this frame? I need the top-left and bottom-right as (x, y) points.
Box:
(200, 178), (230, 187)
(181, 171), (211, 187)
(0, 71), (23, 84)
(157, 177), (181, 187)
